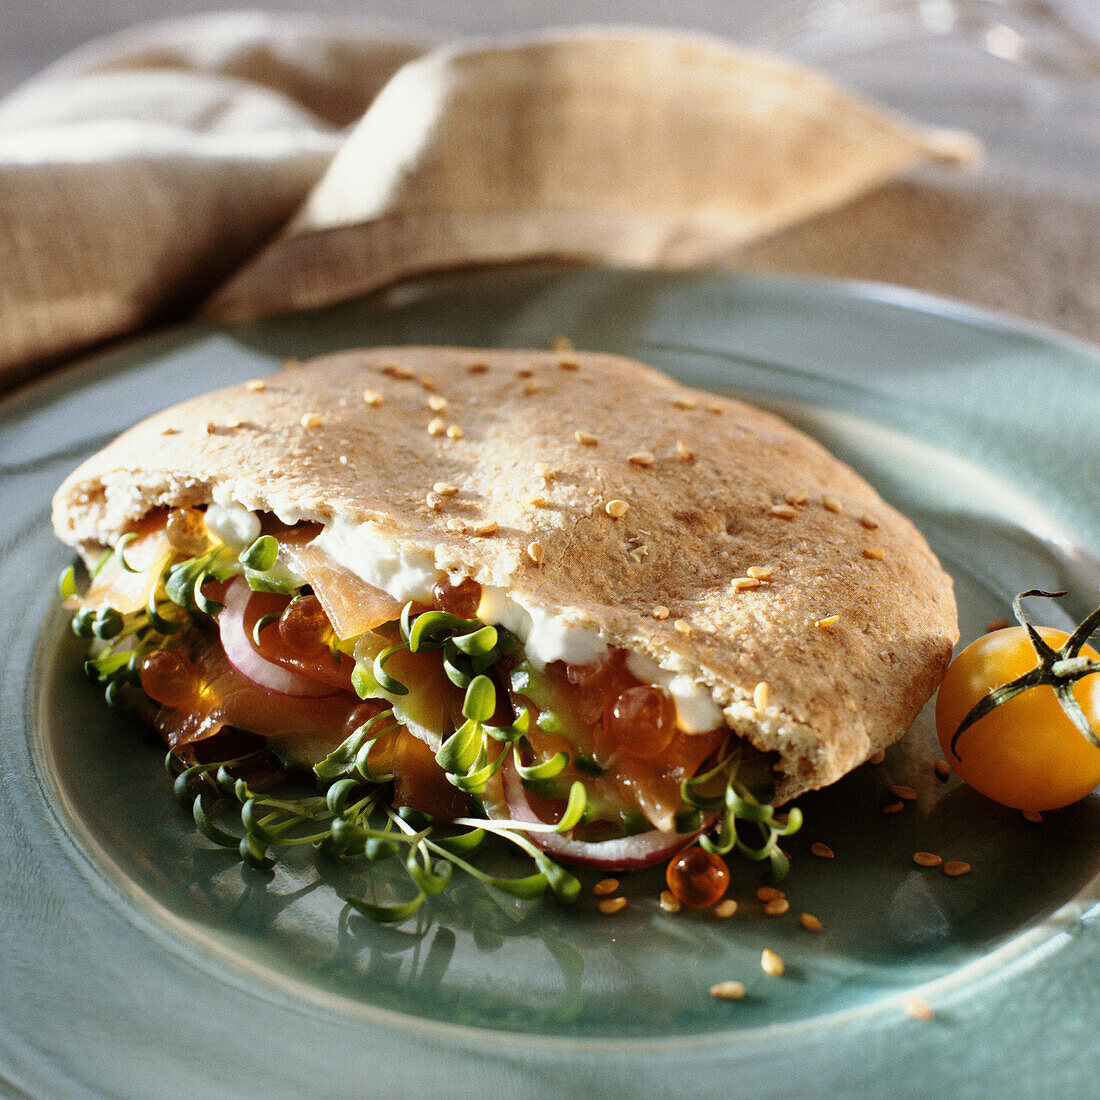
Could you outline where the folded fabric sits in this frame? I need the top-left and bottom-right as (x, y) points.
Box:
(0, 13), (971, 389)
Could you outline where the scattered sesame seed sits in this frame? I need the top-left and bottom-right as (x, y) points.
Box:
(445, 519), (467, 534)
(671, 395), (698, 410)
(800, 913), (823, 932)
(427, 395), (449, 412)
(944, 860), (971, 877)
(785, 489), (808, 506)
(822, 496), (843, 513)
(593, 878), (620, 897)
(870, 750), (887, 765)
(746, 565), (773, 580)
(300, 413), (323, 429)
(425, 492), (446, 511)
(675, 440), (694, 461)
(659, 889), (682, 913)
(515, 367), (533, 378)
(881, 801), (905, 815)
(551, 335), (574, 351)
(913, 852), (943, 867)
(713, 899), (738, 919)
(473, 520), (498, 537)
(432, 482), (458, 497)
(1023, 809), (1043, 823)
(523, 380), (541, 395)
(427, 417), (446, 437)
(810, 842), (835, 859)
(733, 577), (762, 591)
(605, 499), (630, 519)
(557, 357), (579, 371)
(934, 759), (951, 780)
(161, 427), (180, 435)
(764, 898), (790, 917)
(446, 424), (464, 440)
(753, 681), (770, 710)
(363, 389), (383, 406)
(598, 896), (627, 916)
(204, 422), (217, 434)
(535, 462), (556, 481)
(526, 542), (544, 565)
(986, 618), (1010, 633)
(527, 495), (547, 508)
(223, 417), (243, 429)
(467, 362), (489, 374)
(381, 364), (414, 379)
(859, 514), (879, 530)
(419, 375), (437, 391)
(904, 997), (935, 1021)
(770, 504), (799, 519)
(245, 379), (267, 392)
(706, 401), (723, 414)
(574, 430), (598, 446)
(862, 547), (886, 561)
(628, 450), (655, 467)
(673, 619), (692, 635)
(709, 980), (746, 1001)
(652, 605), (670, 620)
(756, 886), (784, 903)
(890, 784), (918, 801)
(760, 949), (785, 977)
(814, 615), (840, 629)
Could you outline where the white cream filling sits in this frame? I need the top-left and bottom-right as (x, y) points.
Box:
(624, 651), (725, 734)
(255, 514), (724, 734)
(475, 584), (607, 670)
(313, 521), (438, 606)
(203, 503), (261, 550)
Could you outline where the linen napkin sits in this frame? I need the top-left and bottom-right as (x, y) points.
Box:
(0, 13), (972, 390)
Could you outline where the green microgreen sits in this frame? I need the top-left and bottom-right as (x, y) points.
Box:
(166, 719), (583, 922)
(66, 518), (797, 923)
(114, 532), (141, 574)
(60, 522), (294, 712)
(352, 606), (535, 798)
(252, 611), (280, 648)
(681, 746), (802, 880)
(58, 565), (79, 602)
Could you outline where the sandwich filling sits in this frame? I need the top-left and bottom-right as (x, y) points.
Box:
(66, 503), (795, 874)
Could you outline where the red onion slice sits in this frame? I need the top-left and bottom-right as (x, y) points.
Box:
(218, 577), (339, 698)
(499, 756), (714, 870)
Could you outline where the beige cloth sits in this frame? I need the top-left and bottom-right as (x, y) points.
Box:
(0, 13), (981, 390)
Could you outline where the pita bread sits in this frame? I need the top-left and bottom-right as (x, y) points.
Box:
(53, 346), (957, 802)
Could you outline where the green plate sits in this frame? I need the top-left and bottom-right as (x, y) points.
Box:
(2, 268), (1098, 1097)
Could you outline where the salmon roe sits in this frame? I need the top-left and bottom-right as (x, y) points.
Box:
(343, 701), (385, 737)
(165, 507), (209, 556)
(140, 649), (198, 707)
(432, 575), (482, 619)
(278, 595), (331, 653)
(665, 846), (731, 909)
(604, 685), (676, 759)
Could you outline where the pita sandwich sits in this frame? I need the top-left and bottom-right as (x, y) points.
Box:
(54, 346), (957, 865)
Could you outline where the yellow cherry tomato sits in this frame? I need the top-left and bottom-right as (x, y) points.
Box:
(935, 626), (1100, 811)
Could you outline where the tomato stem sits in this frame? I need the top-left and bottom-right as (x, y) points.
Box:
(950, 590), (1100, 759)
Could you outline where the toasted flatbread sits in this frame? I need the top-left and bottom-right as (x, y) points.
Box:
(53, 346), (957, 801)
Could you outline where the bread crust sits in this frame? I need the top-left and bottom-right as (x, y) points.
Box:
(53, 346), (957, 801)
